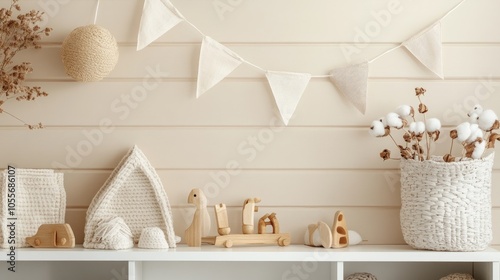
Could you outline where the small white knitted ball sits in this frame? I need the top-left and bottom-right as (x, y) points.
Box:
(138, 227), (169, 249)
(61, 24), (119, 82)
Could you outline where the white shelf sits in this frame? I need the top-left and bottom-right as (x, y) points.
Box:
(2, 245), (499, 280)
(2, 245), (499, 262)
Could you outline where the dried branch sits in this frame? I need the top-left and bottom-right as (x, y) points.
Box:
(0, 0), (51, 128)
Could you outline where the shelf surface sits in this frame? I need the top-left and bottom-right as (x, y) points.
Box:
(2, 245), (500, 262)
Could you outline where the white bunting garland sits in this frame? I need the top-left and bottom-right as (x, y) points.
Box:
(197, 36), (243, 98)
(403, 22), (443, 79)
(329, 62), (369, 114)
(137, 0), (468, 124)
(266, 71), (312, 125)
(137, 0), (184, 51)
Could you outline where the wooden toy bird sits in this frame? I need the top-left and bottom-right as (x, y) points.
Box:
(185, 188), (211, 247)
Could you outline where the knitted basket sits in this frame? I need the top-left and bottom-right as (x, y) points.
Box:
(440, 273), (474, 280)
(0, 169), (65, 248)
(345, 272), (377, 280)
(400, 153), (494, 251)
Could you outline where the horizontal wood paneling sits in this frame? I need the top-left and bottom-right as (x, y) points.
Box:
(24, 0), (500, 43)
(1, 80), (499, 127)
(63, 169), (500, 208)
(65, 207), (500, 245)
(16, 44), (500, 79)
(2, 0), (499, 248)
(1, 128), (498, 170)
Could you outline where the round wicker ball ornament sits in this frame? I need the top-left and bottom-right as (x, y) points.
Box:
(345, 272), (377, 280)
(61, 24), (119, 82)
(440, 273), (474, 280)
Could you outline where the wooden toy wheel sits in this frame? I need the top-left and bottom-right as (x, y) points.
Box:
(224, 240), (233, 248)
(278, 236), (290, 246)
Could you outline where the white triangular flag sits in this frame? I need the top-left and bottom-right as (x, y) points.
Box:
(403, 22), (443, 79)
(137, 0), (185, 51)
(197, 36), (243, 98)
(266, 71), (311, 125)
(329, 62), (369, 114)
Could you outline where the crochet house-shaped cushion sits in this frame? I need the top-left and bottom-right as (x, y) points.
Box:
(83, 146), (176, 249)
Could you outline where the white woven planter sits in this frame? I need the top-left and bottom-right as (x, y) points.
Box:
(400, 153), (494, 251)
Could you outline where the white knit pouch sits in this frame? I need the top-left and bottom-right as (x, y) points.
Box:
(0, 169), (65, 248)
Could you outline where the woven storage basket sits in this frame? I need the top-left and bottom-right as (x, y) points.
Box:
(400, 152), (494, 251)
(0, 169), (65, 248)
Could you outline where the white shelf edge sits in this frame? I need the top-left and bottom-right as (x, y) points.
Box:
(1, 245), (499, 262)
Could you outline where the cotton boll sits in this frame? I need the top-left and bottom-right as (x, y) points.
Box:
(369, 120), (386, 137)
(409, 122), (417, 133)
(466, 124), (483, 143)
(472, 140), (486, 159)
(456, 122), (472, 142)
(468, 104), (483, 117)
(386, 112), (403, 128)
(425, 118), (441, 133)
(415, 121), (426, 134)
(395, 105), (414, 118)
(478, 109), (499, 131)
(378, 116), (388, 127)
(468, 112), (479, 124)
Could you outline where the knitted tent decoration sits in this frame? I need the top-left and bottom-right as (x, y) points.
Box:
(83, 146), (176, 249)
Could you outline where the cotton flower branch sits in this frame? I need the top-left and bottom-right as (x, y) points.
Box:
(444, 105), (499, 162)
(0, 0), (52, 128)
(371, 87), (441, 160)
(370, 88), (498, 163)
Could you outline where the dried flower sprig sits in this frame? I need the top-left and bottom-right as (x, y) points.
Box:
(0, 0), (52, 128)
(369, 87), (498, 162)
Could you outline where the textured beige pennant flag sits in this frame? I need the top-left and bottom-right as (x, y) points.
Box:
(266, 71), (311, 125)
(403, 22), (443, 79)
(196, 36), (243, 98)
(329, 62), (369, 114)
(137, 0), (184, 51)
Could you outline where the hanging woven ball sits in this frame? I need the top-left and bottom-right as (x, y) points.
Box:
(345, 272), (377, 280)
(61, 24), (119, 82)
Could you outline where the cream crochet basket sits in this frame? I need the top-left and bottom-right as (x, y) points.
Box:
(400, 153), (494, 251)
(0, 169), (65, 248)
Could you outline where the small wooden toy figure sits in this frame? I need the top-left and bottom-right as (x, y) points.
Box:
(258, 213), (279, 234)
(304, 211), (361, 248)
(331, 211), (349, 248)
(26, 224), (75, 248)
(185, 188), (211, 247)
(202, 198), (291, 248)
(215, 203), (230, 235)
(304, 221), (332, 248)
(242, 197), (261, 234)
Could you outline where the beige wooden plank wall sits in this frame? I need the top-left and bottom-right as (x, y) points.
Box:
(2, 0), (499, 245)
